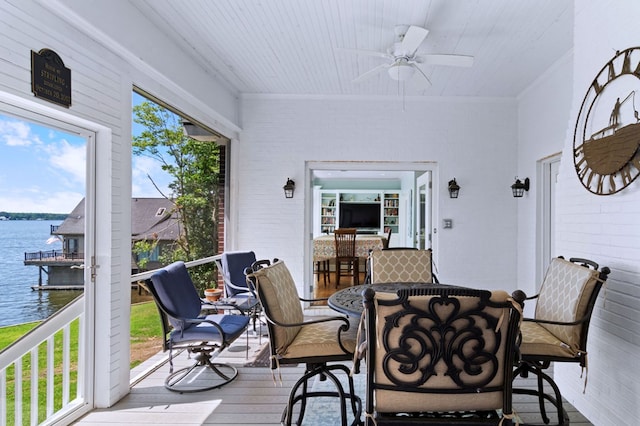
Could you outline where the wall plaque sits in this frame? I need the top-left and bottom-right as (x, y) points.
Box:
(31, 49), (71, 108)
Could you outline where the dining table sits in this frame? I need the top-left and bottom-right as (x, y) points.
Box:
(327, 282), (451, 317)
(312, 234), (386, 262)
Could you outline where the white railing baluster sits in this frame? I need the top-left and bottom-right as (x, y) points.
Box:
(47, 335), (55, 417)
(31, 348), (38, 425)
(15, 358), (22, 426)
(62, 324), (70, 405)
(1, 370), (6, 426)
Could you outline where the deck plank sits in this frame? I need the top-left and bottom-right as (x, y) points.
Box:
(75, 332), (593, 426)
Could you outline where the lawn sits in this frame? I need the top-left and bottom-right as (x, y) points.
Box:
(0, 301), (163, 424)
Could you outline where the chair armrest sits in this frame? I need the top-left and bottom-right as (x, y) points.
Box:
(300, 296), (328, 303)
(524, 316), (589, 327)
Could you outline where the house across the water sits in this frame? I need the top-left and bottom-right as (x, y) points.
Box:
(24, 198), (180, 288)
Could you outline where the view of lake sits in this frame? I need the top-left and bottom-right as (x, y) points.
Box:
(0, 220), (81, 327)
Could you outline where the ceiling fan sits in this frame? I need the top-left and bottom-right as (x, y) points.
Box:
(339, 25), (474, 89)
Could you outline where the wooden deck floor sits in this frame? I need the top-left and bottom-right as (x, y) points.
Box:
(74, 316), (593, 426)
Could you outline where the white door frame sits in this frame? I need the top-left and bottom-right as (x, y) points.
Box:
(537, 153), (561, 288)
(0, 91), (109, 419)
(305, 161), (438, 294)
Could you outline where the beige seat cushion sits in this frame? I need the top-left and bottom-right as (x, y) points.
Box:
(530, 257), (600, 354)
(372, 290), (513, 413)
(519, 321), (577, 358)
(283, 319), (357, 359)
(251, 260), (303, 354)
(370, 249), (434, 283)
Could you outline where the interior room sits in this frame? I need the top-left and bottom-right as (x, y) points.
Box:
(1, 1), (639, 425)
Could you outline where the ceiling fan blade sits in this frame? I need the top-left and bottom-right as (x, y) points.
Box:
(410, 64), (432, 89)
(353, 63), (391, 83)
(418, 54), (474, 68)
(401, 26), (429, 56)
(335, 47), (391, 60)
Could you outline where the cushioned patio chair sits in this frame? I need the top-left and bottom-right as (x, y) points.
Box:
(513, 257), (610, 425)
(246, 258), (362, 426)
(369, 247), (438, 284)
(147, 261), (250, 393)
(362, 285), (524, 425)
(217, 250), (261, 331)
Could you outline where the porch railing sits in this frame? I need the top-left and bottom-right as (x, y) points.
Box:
(0, 255), (220, 426)
(0, 295), (85, 426)
(24, 250), (84, 262)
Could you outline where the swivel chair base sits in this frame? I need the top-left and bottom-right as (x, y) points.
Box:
(282, 363), (362, 426)
(513, 360), (570, 426)
(165, 350), (239, 393)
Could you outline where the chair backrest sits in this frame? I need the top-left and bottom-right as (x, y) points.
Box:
(363, 286), (522, 415)
(219, 250), (257, 297)
(148, 261), (202, 331)
(334, 228), (357, 258)
(369, 248), (434, 283)
(247, 259), (303, 355)
(383, 227), (392, 249)
(534, 257), (608, 353)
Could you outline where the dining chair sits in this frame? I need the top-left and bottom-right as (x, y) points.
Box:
(369, 247), (438, 284)
(313, 255), (331, 286)
(246, 258), (362, 425)
(513, 256), (610, 425)
(362, 285), (524, 425)
(382, 226), (392, 249)
(334, 227), (359, 287)
(146, 261), (250, 393)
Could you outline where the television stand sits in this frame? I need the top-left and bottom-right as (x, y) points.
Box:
(356, 228), (379, 235)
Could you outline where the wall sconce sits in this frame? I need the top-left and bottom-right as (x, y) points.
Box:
(511, 177), (530, 198)
(448, 178), (460, 198)
(283, 178), (295, 198)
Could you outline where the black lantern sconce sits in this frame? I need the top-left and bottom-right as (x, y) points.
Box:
(511, 177), (530, 198)
(448, 178), (460, 198)
(283, 178), (295, 199)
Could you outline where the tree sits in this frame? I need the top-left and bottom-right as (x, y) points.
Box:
(132, 101), (220, 290)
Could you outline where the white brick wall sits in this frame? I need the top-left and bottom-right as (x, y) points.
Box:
(234, 95), (521, 292)
(518, 1), (640, 423)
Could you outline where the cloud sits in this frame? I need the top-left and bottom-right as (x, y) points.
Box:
(46, 138), (86, 184)
(0, 118), (43, 147)
(132, 155), (172, 197)
(0, 190), (83, 214)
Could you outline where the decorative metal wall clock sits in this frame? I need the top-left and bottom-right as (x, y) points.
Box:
(573, 47), (640, 195)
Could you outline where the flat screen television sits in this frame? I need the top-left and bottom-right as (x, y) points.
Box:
(339, 202), (381, 231)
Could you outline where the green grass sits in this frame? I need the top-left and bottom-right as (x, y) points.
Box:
(0, 301), (163, 425)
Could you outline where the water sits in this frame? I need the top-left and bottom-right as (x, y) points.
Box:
(0, 220), (82, 327)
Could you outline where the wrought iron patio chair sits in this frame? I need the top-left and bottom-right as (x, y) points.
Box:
(246, 258), (362, 426)
(147, 261), (250, 393)
(362, 285), (524, 425)
(512, 257), (610, 425)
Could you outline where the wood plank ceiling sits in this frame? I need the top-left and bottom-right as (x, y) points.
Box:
(136, 0), (573, 98)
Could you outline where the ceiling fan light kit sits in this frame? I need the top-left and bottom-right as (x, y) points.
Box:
(387, 61), (415, 81)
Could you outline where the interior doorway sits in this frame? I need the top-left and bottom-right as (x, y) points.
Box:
(306, 161), (437, 298)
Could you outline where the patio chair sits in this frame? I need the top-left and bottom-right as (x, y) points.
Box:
(147, 261), (250, 393)
(217, 250), (261, 331)
(362, 285), (524, 425)
(513, 257), (610, 425)
(246, 258), (362, 426)
(334, 227), (359, 287)
(368, 247), (438, 284)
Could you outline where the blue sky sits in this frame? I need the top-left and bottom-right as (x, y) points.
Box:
(0, 93), (172, 214)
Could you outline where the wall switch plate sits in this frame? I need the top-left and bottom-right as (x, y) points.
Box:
(443, 219), (453, 229)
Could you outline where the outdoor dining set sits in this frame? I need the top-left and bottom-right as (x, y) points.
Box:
(145, 235), (610, 426)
